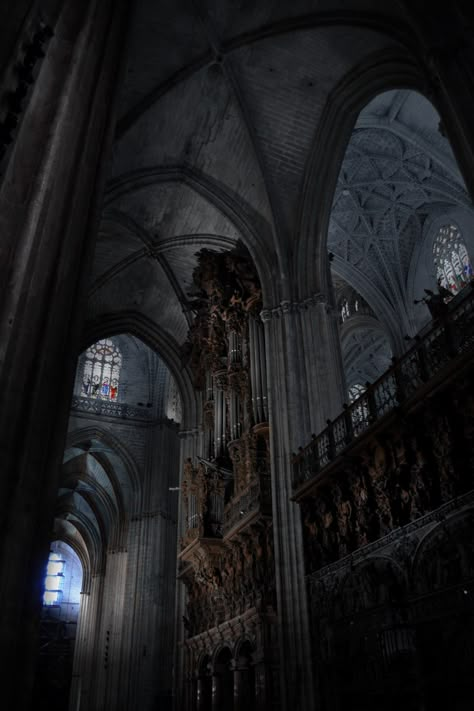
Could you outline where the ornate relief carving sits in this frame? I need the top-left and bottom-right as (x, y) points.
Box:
(181, 522), (276, 637)
(184, 243), (262, 386)
(300, 374), (474, 576)
(180, 244), (274, 647)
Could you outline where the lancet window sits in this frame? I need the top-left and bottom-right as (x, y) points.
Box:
(433, 224), (472, 295)
(43, 552), (65, 606)
(82, 338), (122, 400)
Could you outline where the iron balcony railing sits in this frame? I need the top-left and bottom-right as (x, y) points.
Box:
(293, 283), (474, 490)
(71, 396), (153, 421)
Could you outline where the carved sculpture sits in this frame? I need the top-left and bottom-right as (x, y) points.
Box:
(299, 373), (474, 574)
(179, 244), (275, 647)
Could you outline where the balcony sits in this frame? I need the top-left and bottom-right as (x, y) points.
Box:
(71, 396), (153, 421)
(223, 473), (272, 537)
(293, 284), (474, 499)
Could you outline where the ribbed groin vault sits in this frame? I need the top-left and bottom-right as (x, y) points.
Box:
(1, 2), (474, 711)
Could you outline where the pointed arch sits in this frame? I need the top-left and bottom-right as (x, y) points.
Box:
(296, 46), (474, 301)
(82, 312), (199, 431)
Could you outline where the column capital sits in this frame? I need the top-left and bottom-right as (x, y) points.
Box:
(260, 292), (329, 321)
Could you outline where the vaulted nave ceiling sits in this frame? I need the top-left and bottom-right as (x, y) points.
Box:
(329, 89), (472, 343)
(85, 0), (473, 360)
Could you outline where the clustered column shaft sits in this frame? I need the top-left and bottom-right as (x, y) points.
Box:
(249, 315), (268, 424)
(213, 370), (227, 459)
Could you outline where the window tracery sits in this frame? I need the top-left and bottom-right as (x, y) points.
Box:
(348, 383), (366, 403)
(82, 339), (122, 400)
(433, 224), (472, 295)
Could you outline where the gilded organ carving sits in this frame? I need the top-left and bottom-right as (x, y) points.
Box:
(178, 245), (276, 685)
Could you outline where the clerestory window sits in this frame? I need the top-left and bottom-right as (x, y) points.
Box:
(433, 224), (473, 295)
(82, 339), (122, 400)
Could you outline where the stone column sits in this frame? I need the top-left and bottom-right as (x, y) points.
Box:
(69, 574), (105, 711)
(298, 294), (346, 430)
(233, 665), (244, 711)
(174, 427), (201, 711)
(196, 676), (208, 711)
(211, 662), (234, 711)
(211, 668), (223, 711)
(233, 658), (256, 711)
(0, 2), (130, 705)
(260, 294), (345, 711)
(195, 667), (213, 711)
(249, 315), (268, 424)
(254, 658), (270, 711)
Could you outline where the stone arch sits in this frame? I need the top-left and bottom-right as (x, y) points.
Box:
(336, 555), (407, 619)
(412, 508), (474, 595)
(197, 651), (212, 677)
(66, 424), (141, 516)
(340, 314), (394, 390)
(103, 165), (278, 306)
(332, 256), (406, 354)
(82, 312), (198, 432)
(296, 45), (474, 303)
(51, 521), (92, 593)
(58, 472), (119, 551)
(234, 637), (256, 661)
(53, 502), (104, 577)
(340, 313), (391, 348)
(210, 643), (233, 670)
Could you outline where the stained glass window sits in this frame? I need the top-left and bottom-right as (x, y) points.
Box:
(82, 339), (122, 400)
(43, 552), (65, 606)
(433, 224), (473, 295)
(348, 383), (366, 402)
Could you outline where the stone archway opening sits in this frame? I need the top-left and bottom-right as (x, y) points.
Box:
(213, 647), (233, 711)
(33, 541), (83, 711)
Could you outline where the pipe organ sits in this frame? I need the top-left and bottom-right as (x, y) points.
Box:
(178, 245), (278, 709)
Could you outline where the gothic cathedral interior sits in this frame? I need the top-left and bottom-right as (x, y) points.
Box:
(1, 2), (474, 710)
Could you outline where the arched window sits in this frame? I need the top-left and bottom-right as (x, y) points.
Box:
(43, 552), (65, 606)
(433, 224), (473, 295)
(82, 339), (122, 400)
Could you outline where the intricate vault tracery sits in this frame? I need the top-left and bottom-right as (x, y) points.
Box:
(329, 104), (472, 328)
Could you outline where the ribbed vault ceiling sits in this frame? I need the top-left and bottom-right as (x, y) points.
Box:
(87, 2), (473, 376)
(329, 91), (471, 337)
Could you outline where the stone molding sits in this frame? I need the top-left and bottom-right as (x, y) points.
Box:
(260, 293), (328, 322)
(307, 489), (474, 583)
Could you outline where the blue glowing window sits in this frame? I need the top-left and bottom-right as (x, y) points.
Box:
(42, 552), (65, 606)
